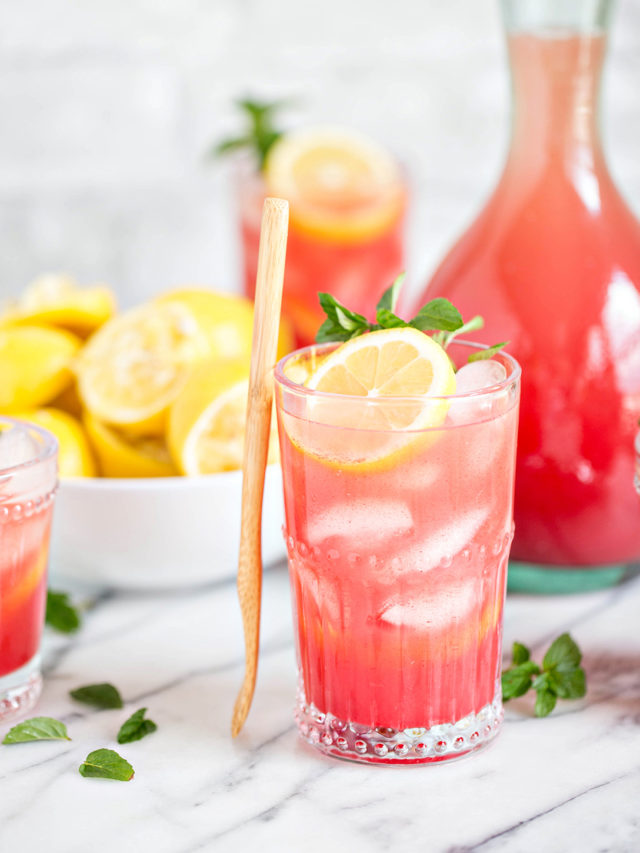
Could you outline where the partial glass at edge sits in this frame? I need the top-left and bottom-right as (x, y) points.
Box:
(274, 343), (521, 764)
(0, 418), (58, 721)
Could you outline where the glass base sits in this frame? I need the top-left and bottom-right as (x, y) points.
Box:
(295, 685), (503, 765)
(0, 654), (42, 722)
(508, 560), (640, 595)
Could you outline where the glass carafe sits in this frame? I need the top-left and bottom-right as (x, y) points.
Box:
(417, 0), (640, 592)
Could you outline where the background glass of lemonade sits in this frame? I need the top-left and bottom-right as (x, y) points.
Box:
(236, 134), (406, 348)
(275, 342), (520, 764)
(0, 417), (58, 720)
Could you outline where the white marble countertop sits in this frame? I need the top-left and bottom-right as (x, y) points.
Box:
(2, 563), (640, 853)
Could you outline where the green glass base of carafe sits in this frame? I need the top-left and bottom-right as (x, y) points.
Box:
(508, 560), (640, 594)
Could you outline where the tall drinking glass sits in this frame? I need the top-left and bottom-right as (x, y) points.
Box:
(274, 342), (520, 764)
(0, 417), (58, 720)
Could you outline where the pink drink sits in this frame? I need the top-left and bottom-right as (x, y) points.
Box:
(238, 166), (406, 348)
(275, 343), (520, 764)
(0, 418), (57, 720)
(419, 23), (640, 580)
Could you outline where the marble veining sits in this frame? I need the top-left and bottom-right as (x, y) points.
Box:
(0, 563), (639, 852)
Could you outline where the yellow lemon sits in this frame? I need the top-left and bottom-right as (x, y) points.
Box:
(11, 408), (96, 477)
(83, 412), (177, 478)
(264, 126), (405, 243)
(286, 327), (456, 467)
(156, 287), (294, 361)
(168, 358), (279, 475)
(75, 301), (210, 435)
(0, 325), (81, 411)
(1, 273), (116, 336)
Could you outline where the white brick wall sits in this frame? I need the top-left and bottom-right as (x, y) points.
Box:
(0, 0), (638, 306)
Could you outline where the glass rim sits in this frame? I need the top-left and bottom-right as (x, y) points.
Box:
(274, 340), (521, 404)
(0, 415), (58, 475)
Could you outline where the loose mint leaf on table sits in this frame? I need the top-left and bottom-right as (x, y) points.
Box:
(46, 590), (81, 634)
(535, 689), (558, 718)
(501, 660), (540, 701)
(3, 717), (71, 744)
(549, 667), (587, 700)
(117, 708), (157, 744)
(78, 748), (134, 781)
(502, 632), (587, 717)
(70, 683), (123, 710)
(512, 641), (531, 666)
(543, 632), (582, 672)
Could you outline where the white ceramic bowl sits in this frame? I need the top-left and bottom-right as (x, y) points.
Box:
(50, 465), (286, 590)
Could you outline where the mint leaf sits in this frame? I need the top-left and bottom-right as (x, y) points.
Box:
(46, 590), (81, 634)
(79, 748), (134, 781)
(3, 717), (70, 744)
(315, 293), (369, 343)
(501, 661), (540, 700)
(70, 683), (123, 710)
(213, 98), (287, 169)
(512, 641), (530, 665)
(409, 298), (463, 332)
(502, 632), (587, 717)
(543, 632), (582, 673)
(376, 273), (405, 314)
(313, 275), (505, 358)
(375, 308), (409, 329)
(117, 708), (157, 744)
(535, 689), (557, 718)
(548, 667), (587, 700)
(468, 342), (508, 363)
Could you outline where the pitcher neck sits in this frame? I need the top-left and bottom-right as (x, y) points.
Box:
(502, 0), (613, 166)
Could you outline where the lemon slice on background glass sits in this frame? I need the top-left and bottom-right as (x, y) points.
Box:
(168, 359), (279, 475)
(10, 408), (97, 477)
(285, 328), (456, 467)
(0, 325), (81, 411)
(0, 274), (116, 336)
(264, 127), (404, 243)
(83, 412), (177, 478)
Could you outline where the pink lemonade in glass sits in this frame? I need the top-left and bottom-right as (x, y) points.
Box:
(238, 128), (406, 347)
(275, 340), (520, 764)
(419, 3), (640, 587)
(0, 418), (57, 720)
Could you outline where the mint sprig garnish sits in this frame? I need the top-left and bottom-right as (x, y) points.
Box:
(79, 748), (134, 782)
(46, 590), (81, 634)
(502, 633), (587, 717)
(117, 708), (157, 744)
(3, 717), (71, 744)
(70, 683), (123, 710)
(214, 98), (286, 169)
(316, 273), (507, 362)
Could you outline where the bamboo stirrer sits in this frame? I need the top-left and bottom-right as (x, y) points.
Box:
(232, 197), (289, 737)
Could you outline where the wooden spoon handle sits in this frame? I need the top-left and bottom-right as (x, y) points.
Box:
(232, 197), (289, 737)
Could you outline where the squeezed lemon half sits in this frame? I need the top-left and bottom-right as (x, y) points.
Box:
(0, 325), (81, 411)
(168, 358), (279, 476)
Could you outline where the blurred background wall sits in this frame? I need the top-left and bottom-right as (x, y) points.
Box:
(1, 0), (639, 307)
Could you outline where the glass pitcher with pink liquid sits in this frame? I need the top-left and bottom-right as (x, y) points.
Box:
(417, 0), (640, 592)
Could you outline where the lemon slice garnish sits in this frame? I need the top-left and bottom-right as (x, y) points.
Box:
(286, 328), (456, 467)
(264, 127), (404, 243)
